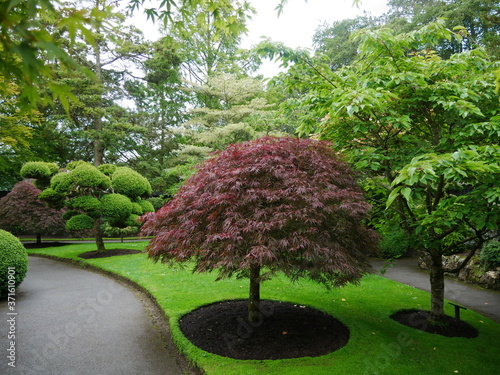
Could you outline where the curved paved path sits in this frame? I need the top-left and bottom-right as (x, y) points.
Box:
(1, 256), (191, 374)
(370, 258), (500, 324)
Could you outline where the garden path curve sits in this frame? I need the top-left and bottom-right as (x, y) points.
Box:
(0, 256), (193, 375)
(370, 257), (500, 324)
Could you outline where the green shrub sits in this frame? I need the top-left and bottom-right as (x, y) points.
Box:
(20, 162), (52, 179)
(0, 230), (28, 299)
(100, 193), (133, 221)
(112, 167), (152, 198)
(148, 197), (165, 211)
(138, 199), (155, 213)
(38, 188), (66, 209)
(66, 214), (94, 231)
(98, 164), (117, 176)
(62, 210), (79, 221)
(67, 196), (101, 217)
(50, 172), (73, 193)
(108, 214), (140, 229)
(66, 160), (91, 170)
(480, 241), (500, 269)
(379, 228), (410, 259)
(131, 202), (143, 215)
(45, 163), (60, 175)
(124, 214), (140, 227)
(72, 164), (111, 189)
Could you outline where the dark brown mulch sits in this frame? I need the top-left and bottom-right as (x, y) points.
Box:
(390, 309), (478, 338)
(179, 299), (350, 360)
(24, 242), (68, 249)
(78, 248), (142, 259)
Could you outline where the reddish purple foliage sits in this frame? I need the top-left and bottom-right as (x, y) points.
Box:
(142, 137), (378, 287)
(0, 180), (66, 237)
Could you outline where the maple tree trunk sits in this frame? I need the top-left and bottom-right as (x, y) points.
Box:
(94, 218), (106, 253)
(248, 264), (261, 323)
(429, 251), (445, 321)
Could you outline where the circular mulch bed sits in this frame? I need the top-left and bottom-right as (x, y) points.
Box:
(390, 309), (478, 338)
(78, 248), (142, 259)
(179, 299), (350, 360)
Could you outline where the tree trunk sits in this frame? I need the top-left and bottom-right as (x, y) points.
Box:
(429, 250), (445, 321)
(94, 218), (106, 253)
(248, 264), (261, 323)
(36, 233), (42, 245)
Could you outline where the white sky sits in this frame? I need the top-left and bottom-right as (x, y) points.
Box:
(242, 0), (389, 77)
(133, 0), (389, 77)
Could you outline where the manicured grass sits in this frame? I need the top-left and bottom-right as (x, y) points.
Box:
(28, 242), (500, 375)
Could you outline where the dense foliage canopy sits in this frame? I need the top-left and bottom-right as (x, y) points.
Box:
(0, 230), (28, 299)
(142, 136), (378, 321)
(267, 20), (500, 320)
(0, 180), (67, 243)
(23, 161), (153, 252)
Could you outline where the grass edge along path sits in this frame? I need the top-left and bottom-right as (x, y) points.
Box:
(27, 243), (500, 375)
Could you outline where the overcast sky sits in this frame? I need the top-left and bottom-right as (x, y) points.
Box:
(242, 0), (388, 76)
(242, 0), (388, 49)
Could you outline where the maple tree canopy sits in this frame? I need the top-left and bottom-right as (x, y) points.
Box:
(142, 136), (378, 289)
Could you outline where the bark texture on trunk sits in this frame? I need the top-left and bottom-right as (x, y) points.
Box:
(248, 264), (261, 323)
(429, 251), (445, 321)
(94, 218), (106, 253)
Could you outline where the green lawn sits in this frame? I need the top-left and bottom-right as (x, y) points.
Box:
(28, 242), (500, 375)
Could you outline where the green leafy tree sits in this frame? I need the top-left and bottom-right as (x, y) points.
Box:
(163, 73), (282, 194)
(124, 37), (191, 192)
(0, 0), (103, 109)
(23, 161), (153, 252)
(42, 0), (149, 166)
(162, 1), (255, 85)
(274, 21), (500, 320)
(313, 16), (380, 70)
(0, 78), (44, 189)
(384, 0), (500, 59)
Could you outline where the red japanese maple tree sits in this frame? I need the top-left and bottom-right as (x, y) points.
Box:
(0, 180), (67, 243)
(141, 136), (378, 321)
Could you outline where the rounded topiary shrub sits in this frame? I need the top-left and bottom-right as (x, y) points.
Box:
(62, 210), (80, 221)
(0, 230), (28, 299)
(20, 161), (52, 179)
(138, 199), (155, 213)
(100, 193), (133, 221)
(98, 164), (117, 176)
(131, 202), (143, 215)
(66, 214), (95, 231)
(72, 164), (111, 189)
(147, 197), (164, 211)
(38, 188), (66, 209)
(45, 163), (60, 176)
(66, 160), (90, 170)
(112, 167), (152, 198)
(67, 196), (101, 217)
(50, 172), (74, 193)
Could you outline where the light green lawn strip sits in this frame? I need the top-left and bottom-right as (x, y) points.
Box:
(28, 243), (500, 375)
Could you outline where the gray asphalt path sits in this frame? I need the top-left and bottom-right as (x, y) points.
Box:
(370, 257), (500, 324)
(0, 256), (188, 375)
